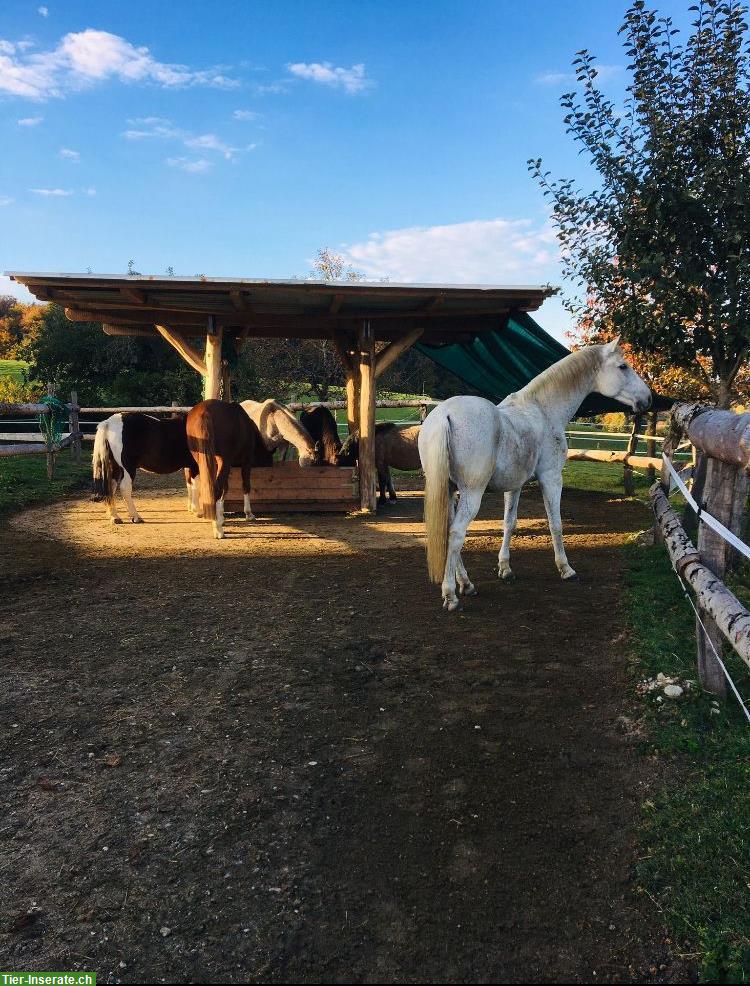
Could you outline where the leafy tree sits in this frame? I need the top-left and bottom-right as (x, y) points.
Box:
(531, 0), (750, 407)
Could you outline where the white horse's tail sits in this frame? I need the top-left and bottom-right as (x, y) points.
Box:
(422, 415), (451, 584)
(92, 420), (115, 506)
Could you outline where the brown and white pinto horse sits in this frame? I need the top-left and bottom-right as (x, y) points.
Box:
(299, 406), (341, 465)
(186, 399), (270, 539)
(92, 412), (198, 524)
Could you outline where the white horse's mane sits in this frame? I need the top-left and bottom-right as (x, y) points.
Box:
(516, 345), (605, 404)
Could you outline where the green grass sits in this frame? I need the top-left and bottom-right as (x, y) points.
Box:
(623, 542), (750, 982)
(0, 448), (91, 524)
(0, 358), (29, 383)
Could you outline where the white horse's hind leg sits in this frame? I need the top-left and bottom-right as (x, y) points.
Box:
(450, 492), (477, 597)
(538, 470), (577, 580)
(498, 489), (521, 580)
(443, 488), (483, 611)
(119, 472), (143, 524)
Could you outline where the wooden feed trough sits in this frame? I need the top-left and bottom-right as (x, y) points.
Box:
(225, 462), (359, 513)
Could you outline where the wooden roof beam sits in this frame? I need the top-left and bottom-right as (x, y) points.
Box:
(329, 293), (344, 314)
(120, 286), (147, 305)
(423, 296), (444, 313)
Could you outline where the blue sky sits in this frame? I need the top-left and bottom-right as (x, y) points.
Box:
(1, 0), (691, 339)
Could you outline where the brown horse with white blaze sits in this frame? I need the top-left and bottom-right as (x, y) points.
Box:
(186, 400), (270, 539)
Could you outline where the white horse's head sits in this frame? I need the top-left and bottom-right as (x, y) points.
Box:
(594, 339), (652, 413)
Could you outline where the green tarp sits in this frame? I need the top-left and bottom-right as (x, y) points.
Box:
(416, 311), (624, 416)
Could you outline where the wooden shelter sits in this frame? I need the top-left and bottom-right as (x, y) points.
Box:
(7, 272), (553, 511)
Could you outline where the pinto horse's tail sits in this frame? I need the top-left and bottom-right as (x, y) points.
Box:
(92, 419), (115, 506)
(422, 412), (451, 584)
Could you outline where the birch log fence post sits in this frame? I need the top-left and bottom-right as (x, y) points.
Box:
(623, 415), (641, 496)
(646, 411), (657, 485)
(655, 402), (750, 697)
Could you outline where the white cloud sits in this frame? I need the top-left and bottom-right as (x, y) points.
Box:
(59, 146), (80, 160)
(30, 187), (73, 196)
(17, 115), (42, 125)
(254, 82), (289, 95)
(232, 109), (260, 121)
(340, 218), (560, 284)
(123, 116), (247, 162)
(38, 6), (49, 17)
(287, 61), (370, 94)
(166, 156), (210, 174)
(84, 187), (96, 195)
(0, 28), (239, 101)
(0, 196), (14, 206)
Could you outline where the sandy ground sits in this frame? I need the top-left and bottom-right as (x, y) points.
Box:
(0, 475), (694, 983)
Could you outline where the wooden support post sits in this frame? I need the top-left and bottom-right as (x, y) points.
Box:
(694, 457), (742, 698)
(204, 317), (223, 401)
(333, 332), (360, 434)
(623, 415), (641, 496)
(69, 389), (80, 463)
(358, 320), (377, 513)
(45, 382), (55, 479)
(646, 412), (657, 485)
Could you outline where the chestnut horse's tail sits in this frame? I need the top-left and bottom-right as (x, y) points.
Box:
(422, 412), (451, 584)
(195, 410), (218, 520)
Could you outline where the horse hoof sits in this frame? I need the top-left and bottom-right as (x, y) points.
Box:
(562, 571), (579, 582)
(111, 518), (122, 525)
(131, 517), (144, 524)
(459, 584), (478, 597)
(498, 570), (515, 583)
(245, 513), (256, 522)
(443, 598), (462, 612)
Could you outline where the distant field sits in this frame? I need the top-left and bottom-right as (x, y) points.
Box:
(0, 359), (28, 382)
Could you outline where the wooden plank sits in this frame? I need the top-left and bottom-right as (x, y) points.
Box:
(154, 325), (207, 375)
(231, 500), (359, 513)
(374, 326), (424, 379)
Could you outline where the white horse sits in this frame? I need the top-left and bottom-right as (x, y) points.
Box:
(418, 340), (652, 611)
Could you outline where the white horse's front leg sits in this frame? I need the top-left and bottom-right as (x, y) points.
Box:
(538, 471), (576, 580)
(119, 472), (143, 524)
(443, 489), (483, 611)
(498, 489), (521, 581)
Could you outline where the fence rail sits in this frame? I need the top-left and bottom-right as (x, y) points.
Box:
(0, 388), (82, 476)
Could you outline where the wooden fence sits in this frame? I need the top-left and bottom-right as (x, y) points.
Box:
(650, 402), (750, 699)
(0, 388), (82, 478)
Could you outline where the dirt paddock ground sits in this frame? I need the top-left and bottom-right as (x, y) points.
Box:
(0, 476), (691, 983)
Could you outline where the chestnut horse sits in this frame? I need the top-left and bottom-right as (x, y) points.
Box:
(92, 412), (197, 524)
(186, 400), (269, 539)
(299, 406), (341, 465)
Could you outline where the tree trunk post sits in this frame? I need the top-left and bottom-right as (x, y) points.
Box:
(694, 456), (741, 698)
(204, 317), (223, 401)
(623, 415), (641, 496)
(358, 320), (377, 513)
(46, 382), (55, 479)
(646, 411), (657, 485)
(69, 389), (80, 463)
